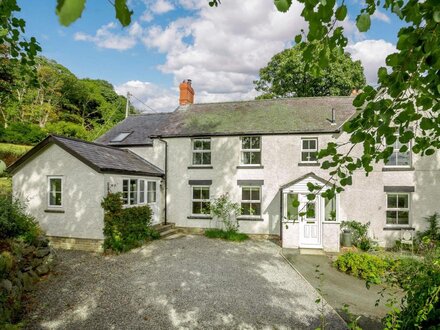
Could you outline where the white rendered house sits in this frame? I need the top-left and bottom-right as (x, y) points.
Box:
(10, 80), (440, 251)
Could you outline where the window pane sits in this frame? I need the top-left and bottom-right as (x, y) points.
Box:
(386, 153), (397, 166)
(325, 197), (336, 221)
(387, 194), (397, 208)
(250, 188), (260, 201)
(202, 140), (211, 150)
(192, 202), (201, 214)
(242, 152), (250, 164)
(201, 187), (210, 200)
(193, 152), (202, 165)
(301, 152), (309, 162)
(309, 152), (317, 162)
(250, 152), (261, 164)
(201, 202), (210, 214)
(306, 202), (316, 219)
(309, 139), (316, 150)
(122, 179), (129, 204)
(49, 178), (62, 206)
(202, 152), (211, 165)
(194, 140), (203, 150)
(287, 194), (299, 220)
(250, 203), (261, 215)
(241, 203), (251, 215)
(251, 137), (260, 149)
(139, 180), (145, 203)
(398, 211), (409, 225)
(242, 188), (251, 200)
(51, 178), (61, 192)
(397, 152), (410, 166)
(302, 139), (309, 150)
(242, 137), (251, 149)
(193, 187), (201, 199)
(398, 195), (408, 208)
(386, 210), (397, 224)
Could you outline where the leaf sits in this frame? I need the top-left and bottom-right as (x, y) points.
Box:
(115, 0), (133, 27)
(434, 11), (440, 23)
(335, 5), (347, 21)
(274, 0), (292, 13)
(420, 117), (434, 130)
(56, 0), (86, 26)
(356, 13), (371, 32)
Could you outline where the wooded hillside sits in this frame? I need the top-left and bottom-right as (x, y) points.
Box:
(0, 52), (133, 145)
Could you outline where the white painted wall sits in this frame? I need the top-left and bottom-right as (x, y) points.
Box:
(12, 144), (105, 240)
(127, 140), (166, 170)
(163, 134), (440, 247)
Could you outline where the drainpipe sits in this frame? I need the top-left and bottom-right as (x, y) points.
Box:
(158, 137), (168, 225)
(279, 188), (283, 244)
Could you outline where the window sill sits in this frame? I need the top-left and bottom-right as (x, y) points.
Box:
(298, 162), (320, 167)
(188, 166), (213, 169)
(236, 165), (264, 169)
(383, 226), (415, 231)
(237, 217), (264, 221)
(44, 209), (65, 213)
(187, 215), (212, 220)
(382, 167), (414, 172)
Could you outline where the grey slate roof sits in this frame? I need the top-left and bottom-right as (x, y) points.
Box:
(8, 135), (164, 177)
(96, 97), (356, 145)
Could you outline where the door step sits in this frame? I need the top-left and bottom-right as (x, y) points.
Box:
(152, 223), (183, 239)
(299, 248), (325, 255)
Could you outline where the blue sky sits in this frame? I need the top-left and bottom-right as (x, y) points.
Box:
(18, 0), (403, 112)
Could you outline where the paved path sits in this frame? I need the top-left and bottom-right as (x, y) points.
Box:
(283, 251), (402, 330)
(25, 235), (346, 329)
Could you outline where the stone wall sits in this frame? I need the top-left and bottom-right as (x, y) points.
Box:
(0, 236), (56, 326)
(48, 236), (103, 252)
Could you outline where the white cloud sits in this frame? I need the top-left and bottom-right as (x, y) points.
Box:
(115, 80), (178, 112)
(372, 10), (391, 23)
(74, 22), (143, 50)
(151, 0), (175, 14)
(346, 39), (396, 85)
(142, 1), (307, 104)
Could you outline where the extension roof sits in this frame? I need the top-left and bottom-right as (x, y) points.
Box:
(96, 97), (356, 146)
(8, 135), (164, 177)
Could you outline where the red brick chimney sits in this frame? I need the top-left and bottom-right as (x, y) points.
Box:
(179, 79), (195, 105)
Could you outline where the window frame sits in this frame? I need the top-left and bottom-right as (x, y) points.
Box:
(147, 181), (157, 204)
(240, 186), (262, 217)
(300, 137), (319, 164)
(191, 138), (212, 166)
(47, 176), (63, 208)
(384, 133), (412, 168)
(191, 186), (211, 216)
(122, 178), (158, 206)
(240, 136), (262, 166)
(386, 193), (411, 226)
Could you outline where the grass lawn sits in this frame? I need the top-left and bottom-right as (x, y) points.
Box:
(0, 143), (32, 156)
(204, 228), (249, 242)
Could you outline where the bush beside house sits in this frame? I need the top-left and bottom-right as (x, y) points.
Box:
(101, 193), (159, 252)
(0, 197), (56, 327)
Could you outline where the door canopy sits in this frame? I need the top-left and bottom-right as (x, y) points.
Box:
(281, 172), (331, 194)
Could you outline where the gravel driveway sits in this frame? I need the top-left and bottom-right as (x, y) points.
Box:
(25, 235), (346, 329)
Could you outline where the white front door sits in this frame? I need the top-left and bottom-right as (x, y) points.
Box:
(299, 194), (322, 247)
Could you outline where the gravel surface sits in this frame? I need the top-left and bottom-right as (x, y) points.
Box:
(25, 235), (346, 329)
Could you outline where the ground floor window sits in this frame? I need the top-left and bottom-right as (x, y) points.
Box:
(324, 197), (337, 221)
(122, 179), (157, 205)
(192, 186), (210, 215)
(241, 186), (261, 216)
(48, 176), (63, 207)
(386, 193), (410, 225)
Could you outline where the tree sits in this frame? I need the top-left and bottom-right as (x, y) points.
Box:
(254, 44), (365, 98)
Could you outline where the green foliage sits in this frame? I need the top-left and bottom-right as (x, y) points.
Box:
(0, 123), (46, 144)
(254, 43), (365, 98)
(204, 228), (249, 242)
(0, 196), (41, 243)
(383, 249), (440, 329)
(341, 220), (374, 251)
(333, 252), (394, 284)
(101, 193), (158, 252)
(210, 193), (241, 233)
(416, 212), (440, 243)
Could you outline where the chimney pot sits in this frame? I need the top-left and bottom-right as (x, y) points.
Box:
(179, 79), (195, 105)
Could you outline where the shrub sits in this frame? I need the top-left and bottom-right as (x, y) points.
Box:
(333, 252), (394, 284)
(210, 193), (241, 232)
(101, 193), (158, 252)
(416, 213), (440, 244)
(0, 196), (41, 243)
(204, 228), (249, 242)
(341, 220), (375, 251)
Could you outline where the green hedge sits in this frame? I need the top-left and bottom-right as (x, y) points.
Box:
(101, 193), (159, 252)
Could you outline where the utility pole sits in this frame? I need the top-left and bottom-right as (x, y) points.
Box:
(125, 92), (131, 118)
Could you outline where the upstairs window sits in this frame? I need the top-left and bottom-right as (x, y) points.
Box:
(386, 193), (410, 225)
(110, 132), (131, 143)
(48, 176), (63, 207)
(192, 186), (210, 215)
(385, 134), (411, 167)
(192, 138), (211, 166)
(241, 136), (261, 165)
(241, 186), (261, 216)
(301, 138), (318, 163)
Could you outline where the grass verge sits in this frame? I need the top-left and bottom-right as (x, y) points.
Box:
(204, 229), (249, 242)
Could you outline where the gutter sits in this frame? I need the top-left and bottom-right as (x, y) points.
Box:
(158, 137), (168, 225)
